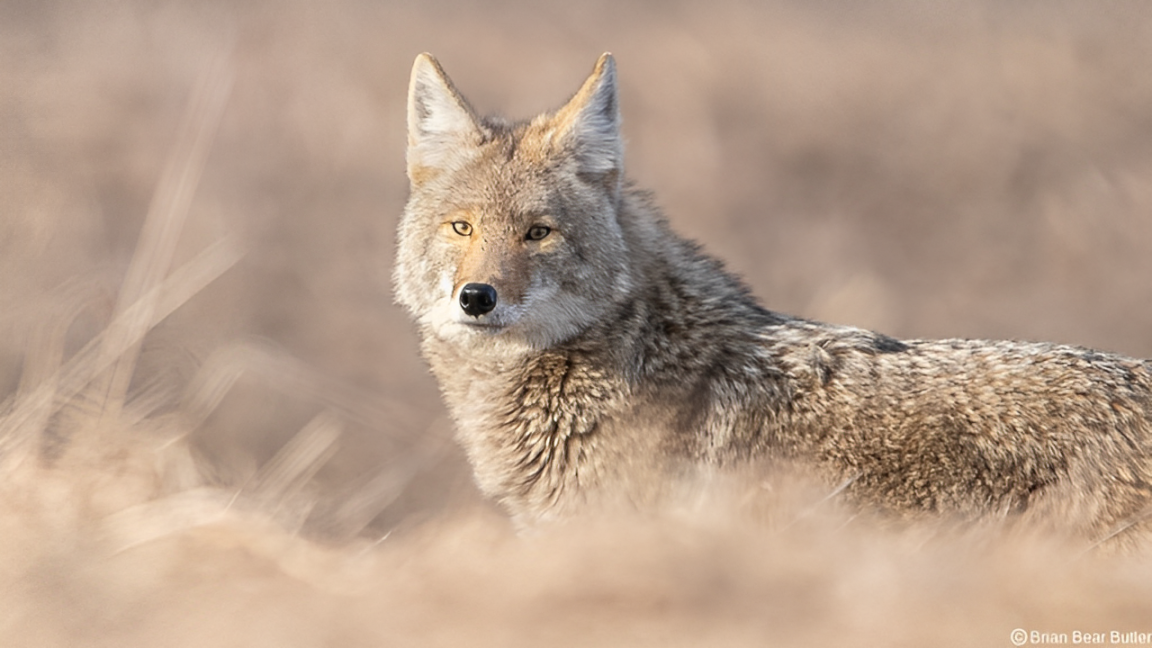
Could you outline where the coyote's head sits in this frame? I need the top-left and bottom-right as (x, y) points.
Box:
(394, 53), (635, 352)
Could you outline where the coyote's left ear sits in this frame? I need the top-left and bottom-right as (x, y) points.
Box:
(407, 53), (482, 186)
(551, 53), (623, 185)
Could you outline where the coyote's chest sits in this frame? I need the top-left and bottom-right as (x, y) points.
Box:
(429, 342), (635, 520)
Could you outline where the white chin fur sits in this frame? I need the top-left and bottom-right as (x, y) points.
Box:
(423, 297), (522, 344)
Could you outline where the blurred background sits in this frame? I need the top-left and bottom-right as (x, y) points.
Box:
(3, 1), (1152, 645)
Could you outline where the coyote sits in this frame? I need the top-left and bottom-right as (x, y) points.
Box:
(393, 52), (1152, 541)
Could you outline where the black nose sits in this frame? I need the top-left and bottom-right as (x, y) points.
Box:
(459, 283), (498, 317)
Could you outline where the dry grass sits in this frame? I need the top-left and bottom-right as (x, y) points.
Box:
(4, 0), (1152, 645)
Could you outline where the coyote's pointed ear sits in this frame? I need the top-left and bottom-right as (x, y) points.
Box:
(551, 53), (623, 186)
(407, 53), (481, 186)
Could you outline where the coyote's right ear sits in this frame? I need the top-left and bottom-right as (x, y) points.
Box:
(407, 53), (481, 186)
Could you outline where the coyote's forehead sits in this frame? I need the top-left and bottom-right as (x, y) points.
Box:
(419, 124), (603, 220)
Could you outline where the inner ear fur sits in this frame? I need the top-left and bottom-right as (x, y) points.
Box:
(406, 53), (482, 185)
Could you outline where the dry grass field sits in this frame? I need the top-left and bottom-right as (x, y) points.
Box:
(4, 0), (1152, 645)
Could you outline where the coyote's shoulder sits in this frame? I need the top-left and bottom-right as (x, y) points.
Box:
(394, 52), (1152, 542)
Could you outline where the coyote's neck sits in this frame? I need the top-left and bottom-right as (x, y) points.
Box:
(424, 333), (633, 522)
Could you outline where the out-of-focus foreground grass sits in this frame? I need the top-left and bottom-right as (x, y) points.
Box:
(3, 1), (1152, 645)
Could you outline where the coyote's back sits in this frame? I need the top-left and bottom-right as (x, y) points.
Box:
(393, 52), (1152, 545)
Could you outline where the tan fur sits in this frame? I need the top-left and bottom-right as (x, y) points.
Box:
(393, 53), (1152, 545)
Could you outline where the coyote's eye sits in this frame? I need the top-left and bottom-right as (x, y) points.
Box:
(451, 221), (473, 237)
(526, 225), (551, 241)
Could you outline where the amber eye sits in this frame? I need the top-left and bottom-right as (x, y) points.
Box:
(451, 221), (473, 236)
(526, 225), (551, 241)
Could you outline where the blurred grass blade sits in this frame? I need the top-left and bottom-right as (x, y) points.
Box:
(98, 51), (235, 422)
(251, 410), (343, 503)
(181, 339), (417, 439)
(100, 487), (237, 552)
(6, 280), (110, 447)
(330, 429), (449, 539)
(0, 235), (244, 458)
